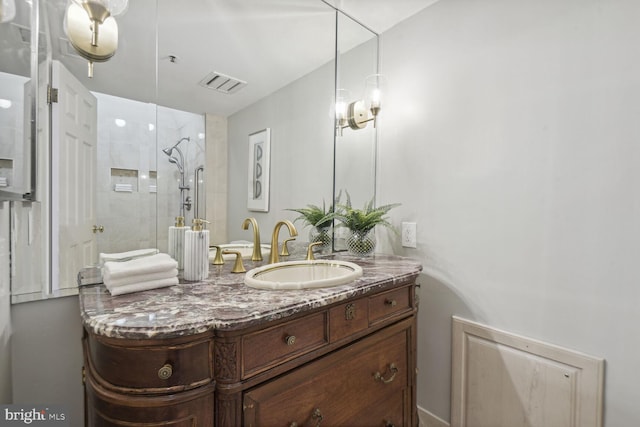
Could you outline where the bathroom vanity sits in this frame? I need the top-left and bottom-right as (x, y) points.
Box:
(79, 253), (422, 426)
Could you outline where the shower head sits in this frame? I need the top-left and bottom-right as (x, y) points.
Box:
(163, 137), (189, 175)
(163, 136), (190, 157)
(168, 156), (183, 173)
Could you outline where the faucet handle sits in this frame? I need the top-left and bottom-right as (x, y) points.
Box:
(306, 242), (323, 261)
(210, 245), (225, 265)
(223, 250), (246, 273)
(280, 237), (296, 256)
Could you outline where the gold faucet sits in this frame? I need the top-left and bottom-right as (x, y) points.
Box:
(269, 220), (298, 264)
(242, 217), (263, 261)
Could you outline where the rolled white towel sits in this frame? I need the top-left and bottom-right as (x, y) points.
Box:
(99, 248), (159, 265)
(103, 253), (178, 282)
(107, 277), (179, 296)
(104, 268), (179, 288)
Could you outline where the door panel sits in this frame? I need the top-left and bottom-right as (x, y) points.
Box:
(51, 60), (97, 290)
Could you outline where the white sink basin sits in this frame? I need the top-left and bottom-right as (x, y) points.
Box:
(209, 243), (271, 261)
(244, 260), (363, 290)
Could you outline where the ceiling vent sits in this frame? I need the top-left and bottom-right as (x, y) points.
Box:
(198, 72), (247, 95)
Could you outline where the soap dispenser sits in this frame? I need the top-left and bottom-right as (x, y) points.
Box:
(184, 218), (210, 281)
(168, 216), (189, 270)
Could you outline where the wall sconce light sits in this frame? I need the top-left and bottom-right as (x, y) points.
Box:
(364, 73), (386, 127)
(0, 0), (16, 24)
(65, 0), (129, 78)
(336, 74), (387, 136)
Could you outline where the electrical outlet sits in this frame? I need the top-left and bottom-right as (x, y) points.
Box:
(401, 222), (417, 248)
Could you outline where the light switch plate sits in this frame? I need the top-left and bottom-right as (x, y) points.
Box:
(401, 222), (417, 248)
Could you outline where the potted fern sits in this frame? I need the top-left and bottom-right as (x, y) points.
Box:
(286, 200), (336, 249)
(333, 193), (400, 256)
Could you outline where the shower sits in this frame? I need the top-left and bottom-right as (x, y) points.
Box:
(163, 137), (192, 218)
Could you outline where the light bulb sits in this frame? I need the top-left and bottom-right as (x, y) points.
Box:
(364, 74), (387, 114)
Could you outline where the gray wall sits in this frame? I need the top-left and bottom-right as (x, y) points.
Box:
(377, 0), (640, 424)
(10, 297), (84, 427)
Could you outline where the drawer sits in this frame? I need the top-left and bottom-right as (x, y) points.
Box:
(85, 373), (215, 426)
(86, 335), (212, 392)
(369, 286), (412, 324)
(243, 326), (409, 426)
(345, 390), (406, 427)
(242, 312), (328, 378)
(329, 298), (368, 343)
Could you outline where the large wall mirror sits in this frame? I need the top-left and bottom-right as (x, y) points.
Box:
(1, 0), (378, 303)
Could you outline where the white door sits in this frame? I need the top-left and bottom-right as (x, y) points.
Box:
(51, 60), (97, 291)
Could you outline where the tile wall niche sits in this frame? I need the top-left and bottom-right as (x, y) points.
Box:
(94, 92), (205, 255)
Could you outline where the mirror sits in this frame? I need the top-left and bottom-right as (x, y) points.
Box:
(333, 11), (378, 250)
(3, 0), (379, 302)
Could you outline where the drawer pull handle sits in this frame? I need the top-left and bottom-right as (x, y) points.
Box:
(385, 299), (397, 307)
(374, 363), (398, 384)
(290, 408), (323, 427)
(157, 363), (173, 380)
(285, 335), (297, 346)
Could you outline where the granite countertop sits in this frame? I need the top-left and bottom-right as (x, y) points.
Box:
(79, 250), (423, 340)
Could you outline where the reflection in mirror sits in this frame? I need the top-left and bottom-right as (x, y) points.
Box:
(3, 0), (379, 303)
(228, 1), (336, 246)
(0, 0), (33, 200)
(333, 11), (378, 250)
(1, 0), (50, 303)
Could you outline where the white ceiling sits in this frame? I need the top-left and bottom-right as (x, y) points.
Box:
(325, 0), (440, 34)
(2, 0), (440, 117)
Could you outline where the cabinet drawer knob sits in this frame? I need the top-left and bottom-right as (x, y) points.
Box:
(290, 408), (323, 427)
(157, 363), (173, 380)
(384, 299), (397, 307)
(285, 335), (296, 346)
(373, 363), (398, 384)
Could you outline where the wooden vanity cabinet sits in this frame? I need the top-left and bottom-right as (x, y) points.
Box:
(82, 281), (418, 427)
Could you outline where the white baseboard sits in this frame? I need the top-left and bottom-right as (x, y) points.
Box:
(418, 405), (450, 427)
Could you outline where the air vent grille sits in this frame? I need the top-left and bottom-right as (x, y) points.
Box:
(198, 72), (247, 94)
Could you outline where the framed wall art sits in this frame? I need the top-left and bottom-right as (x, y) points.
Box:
(247, 128), (270, 211)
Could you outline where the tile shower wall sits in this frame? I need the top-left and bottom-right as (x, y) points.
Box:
(156, 106), (206, 251)
(94, 93), (205, 255)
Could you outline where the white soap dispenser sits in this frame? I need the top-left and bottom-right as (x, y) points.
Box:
(168, 216), (188, 270)
(184, 218), (210, 281)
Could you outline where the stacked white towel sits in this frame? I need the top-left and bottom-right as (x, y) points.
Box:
(102, 253), (179, 296)
(99, 248), (159, 265)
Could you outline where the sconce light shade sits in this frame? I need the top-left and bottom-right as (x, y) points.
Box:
(364, 74), (387, 126)
(0, 0), (16, 24)
(71, 0), (129, 18)
(335, 89), (350, 136)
